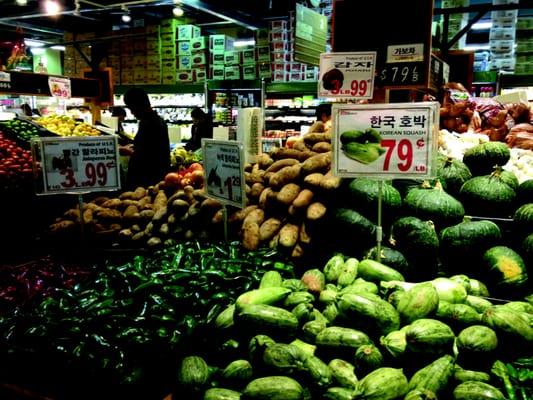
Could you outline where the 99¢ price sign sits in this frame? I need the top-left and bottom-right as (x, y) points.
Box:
(33, 136), (121, 194)
(202, 139), (245, 208)
(332, 102), (439, 179)
(318, 52), (376, 99)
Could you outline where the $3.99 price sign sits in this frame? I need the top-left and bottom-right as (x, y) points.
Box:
(202, 139), (245, 208)
(34, 136), (121, 194)
(332, 102), (439, 179)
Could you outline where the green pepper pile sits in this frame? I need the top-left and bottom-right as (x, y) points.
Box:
(0, 241), (294, 396)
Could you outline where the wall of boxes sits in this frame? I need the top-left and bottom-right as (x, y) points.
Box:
(440, 0), (470, 50)
(489, 0), (518, 72)
(515, 16), (533, 74)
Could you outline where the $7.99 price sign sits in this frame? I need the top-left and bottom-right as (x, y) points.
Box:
(332, 102), (439, 179)
(202, 139), (245, 208)
(318, 52), (376, 100)
(33, 136), (121, 195)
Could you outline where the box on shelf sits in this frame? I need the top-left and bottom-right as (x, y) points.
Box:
(121, 56), (134, 70)
(178, 56), (192, 70)
(178, 40), (192, 55)
(146, 40), (161, 55)
(224, 66), (240, 80)
(492, 18), (517, 29)
(107, 56), (120, 71)
(176, 70), (193, 83)
(162, 75), (176, 85)
(489, 28), (516, 41)
(145, 24), (160, 35)
(160, 32), (176, 46)
(241, 49), (256, 64)
(211, 50), (225, 64)
(269, 20), (287, 32)
(191, 53), (206, 67)
(190, 36), (207, 52)
(304, 68), (318, 81)
(490, 40), (515, 53)
(210, 34), (234, 51)
(224, 51), (239, 65)
(256, 46), (270, 62)
(121, 71), (134, 84)
(271, 62), (289, 72)
(161, 46), (177, 60)
(194, 68), (207, 81)
(133, 40), (147, 53)
(255, 28), (269, 45)
(177, 24), (201, 40)
(211, 65), (225, 80)
(162, 60), (177, 73)
(290, 71), (303, 81)
(258, 62), (271, 78)
(491, 10), (518, 20)
(272, 70), (290, 82)
(270, 31), (289, 42)
(160, 19), (177, 33)
(270, 41), (289, 52)
(146, 54), (161, 69)
(133, 55), (146, 68)
(146, 69), (161, 84)
(242, 63), (256, 80)
(289, 62), (303, 72)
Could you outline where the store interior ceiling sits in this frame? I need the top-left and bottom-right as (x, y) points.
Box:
(0, 0), (531, 49)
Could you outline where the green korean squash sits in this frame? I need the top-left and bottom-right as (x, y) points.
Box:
(364, 246), (410, 277)
(516, 179), (533, 206)
(513, 203), (533, 236)
(347, 178), (402, 223)
(436, 154), (472, 197)
(462, 141), (510, 176)
(483, 246), (528, 291)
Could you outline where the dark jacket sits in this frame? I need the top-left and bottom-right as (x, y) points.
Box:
(185, 120), (213, 151)
(127, 111), (170, 189)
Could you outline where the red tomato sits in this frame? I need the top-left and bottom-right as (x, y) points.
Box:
(164, 172), (182, 188)
(190, 170), (204, 187)
(188, 162), (203, 172)
(180, 177), (192, 187)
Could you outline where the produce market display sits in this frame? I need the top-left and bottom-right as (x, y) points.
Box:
(35, 114), (102, 136)
(0, 117), (44, 142)
(0, 130), (34, 190)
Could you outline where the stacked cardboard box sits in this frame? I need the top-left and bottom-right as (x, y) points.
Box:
(440, 0), (469, 50)
(63, 32), (95, 78)
(176, 24), (204, 83)
(489, 0), (518, 72)
(208, 34), (235, 80)
(515, 17), (533, 74)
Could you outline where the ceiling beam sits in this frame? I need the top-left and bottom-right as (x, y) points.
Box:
(180, 0), (264, 30)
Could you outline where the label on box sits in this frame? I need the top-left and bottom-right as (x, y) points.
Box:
(191, 53), (206, 67)
(133, 56), (146, 68)
(270, 41), (288, 52)
(160, 32), (176, 44)
(271, 51), (290, 62)
(224, 51), (239, 65)
(211, 50), (225, 64)
(256, 46), (270, 62)
(269, 20), (287, 32)
(178, 56), (192, 70)
(190, 36), (207, 52)
(225, 66), (240, 80)
(178, 41), (192, 55)
(255, 28), (269, 44)
(210, 35), (233, 50)
(194, 68), (207, 81)
(177, 25), (201, 40)
(176, 70), (193, 82)
(270, 31), (288, 42)
(211, 66), (225, 80)
(242, 49), (256, 63)
(243, 63), (256, 80)
(161, 47), (177, 60)
(272, 62), (289, 72)
(121, 56), (134, 70)
(258, 63), (271, 78)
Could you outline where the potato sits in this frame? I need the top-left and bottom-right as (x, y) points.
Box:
(64, 208), (80, 220)
(139, 209), (155, 220)
(153, 191), (168, 212)
(85, 203), (100, 211)
(307, 121), (326, 134)
(257, 153), (274, 169)
(183, 185), (195, 202)
(167, 214), (177, 226)
(109, 223), (122, 231)
(249, 170), (265, 184)
(101, 198), (122, 209)
(244, 163), (253, 172)
(123, 205), (139, 219)
(212, 209), (224, 224)
(320, 172), (342, 191)
(312, 142), (332, 153)
(147, 185), (159, 198)
(299, 222), (311, 244)
(292, 140), (309, 152)
(159, 223), (169, 236)
(92, 196), (110, 205)
(132, 187), (147, 200)
(138, 196), (152, 209)
(131, 231), (145, 242)
(184, 229), (195, 240)
(307, 202), (327, 221)
(242, 221), (260, 250)
(200, 198), (222, 212)
(264, 172), (274, 182)
(248, 182), (265, 199)
(287, 205), (298, 216)
(167, 190), (184, 204)
(229, 205), (258, 224)
(277, 183), (301, 205)
(121, 199), (140, 208)
(279, 223), (299, 248)
(119, 229), (133, 240)
(245, 184), (252, 196)
(265, 158), (299, 173)
(82, 208), (94, 224)
(304, 132), (331, 145)
(271, 148), (302, 160)
(269, 233), (280, 249)
(292, 189), (314, 208)
(243, 208), (265, 226)
(119, 191), (135, 200)
(144, 222), (154, 236)
(131, 224), (141, 233)
(187, 203), (202, 219)
(147, 237), (162, 248)
(259, 187), (274, 209)
(259, 218), (282, 241)
(193, 189), (207, 202)
(304, 172), (325, 189)
(95, 208), (122, 221)
(292, 244), (304, 258)
(152, 207), (168, 223)
(269, 164), (302, 189)
(299, 150), (319, 161)
(301, 152), (331, 175)
(49, 220), (75, 233)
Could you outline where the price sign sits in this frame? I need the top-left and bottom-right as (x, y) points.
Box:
(332, 102), (439, 179)
(0, 72), (11, 91)
(202, 139), (245, 208)
(32, 136), (121, 194)
(318, 52), (376, 99)
(48, 76), (71, 99)
(378, 62), (424, 87)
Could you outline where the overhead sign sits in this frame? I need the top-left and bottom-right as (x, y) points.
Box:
(202, 139), (245, 208)
(294, 3), (327, 66)
(32, 136), (121, 195)
(332, 102), (439, 179)
(48, 76), (71, 99)
(318, 52), (376, 99)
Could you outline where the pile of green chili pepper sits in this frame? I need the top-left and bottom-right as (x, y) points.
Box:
(0, 241), (294, 394)
(492, 358), (533, 400)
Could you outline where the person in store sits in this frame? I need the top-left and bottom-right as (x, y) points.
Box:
(111, 106), (127, 134)
(120, 87), (170, 189)
(20, 103), (34, 117)
(308, 103), (332, 133)
(185, 107), (213, 152)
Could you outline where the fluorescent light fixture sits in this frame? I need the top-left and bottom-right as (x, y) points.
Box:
(24, 39), (45, 47)
(234, 39), (255, 47)
(51, 45), (65, 51)
(464, 45), (490, 51)
(43, 0), (61, 16)
(122, 13), (131, 23)
(472, 22), (492, 30)
(16, 0), (28, 5)
(173, 6), (184, 17)
(30, 47), (45, 55)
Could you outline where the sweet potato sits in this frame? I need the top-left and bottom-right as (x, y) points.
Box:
(320, 171), (342, 191)
(299, 222), (311, 245)
(101, 198), (122, 209)
(257, 153), (274, 169)
(123, 205), (139, 219)
(299, 150), (319, 161)
(82, 208), (94, 224)
(307, 202), (327, 221)
(63, 208), (80, 220)
(92, 196), (110, 205)
(277, 183), (301, 205)
(119, 191), (135, 200)
(312, 142), (332, 153)
(243, 208), (265, 226)
(119, 229), (133, 240)
(49, 220), (75, 233)
(301, 152), (331, 175)
(212, 209), (224, 224)
(121, 199), (140, 208)
(304, 132), (331, 145)
(250, 182), (265, 198)
(138, 196), (152, 209)
(245, 171), (265, 185)
(244, 163), (253, 172)
(265, 158), (299, 173)
(242, 221), (260, 250)
(292, 189), (314, 208)
(139, 209), (155, 220)
(152, 207), (168, 223)
(269, 164), (302, 189)
(153, 191), (168, 212)
(259, 187), (274, 209)
(245, 184), (252, 196)
(292, 244), (304, 258)
(279, 223), (299, 248)
(229, 205), (258, 224)
(271, 148), (302, 160)
(95, 208), (122, 221)
(201, 198), (222, 212)
(132, 187), (147, 200)
(292, 140), (309, 152)
(259, 218), (282, 241)
(304, 173), (325, 188)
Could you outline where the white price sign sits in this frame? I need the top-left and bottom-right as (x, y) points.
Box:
(48, 76), (71, 99)
(33, 136), (121, 194)
(332, 102), (439, 179)
(202, 139), (245, 208)
(318, 52), (376, 99)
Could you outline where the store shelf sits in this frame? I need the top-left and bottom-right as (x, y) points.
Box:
(114, 83), (205, 95)
(266, 81), (318, 94)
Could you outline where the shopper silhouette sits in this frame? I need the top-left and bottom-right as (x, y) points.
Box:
(185, 107), (213, 152)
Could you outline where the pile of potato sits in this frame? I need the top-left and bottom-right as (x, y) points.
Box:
(48, 182), (223, 248)
(230, 132), (341, 258)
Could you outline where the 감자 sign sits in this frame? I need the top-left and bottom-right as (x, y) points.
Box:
(332, 102), (439, 179)
(202, 139), (245, 208)
(32, 135), (121, 195)
(318, 52), (376, 99)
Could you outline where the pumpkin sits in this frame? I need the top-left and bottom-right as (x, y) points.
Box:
(403, 181), (465, 230)
(333, 207), (377, 254)
(364, 246), (410, 277)
(522, 233), (533, 266)
(436, 154), (472, 197)
(347, 178), (402, 223)
(440, 220), (502, 276)
(516, 179), (533, 206)
(497, 169), (519, 191)
(483, 246), (528, 292)
(392, 179), (430, 199)
(462, 141), (510, 176)
(460, 171), (516, 218)
(513, 203), (533, 237)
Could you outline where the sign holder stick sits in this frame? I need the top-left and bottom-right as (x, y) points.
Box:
(77, 193), (86, 245)
(222, 203), (229, 244)
(375, 180), (383, 263)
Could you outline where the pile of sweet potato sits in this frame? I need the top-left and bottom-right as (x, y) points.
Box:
(230, 132), (342, 258)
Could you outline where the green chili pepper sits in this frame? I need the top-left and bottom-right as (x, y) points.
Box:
(492, 360), (517, 400)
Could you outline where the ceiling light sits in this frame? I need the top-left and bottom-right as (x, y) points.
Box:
(121, 5), (131, 23)
(173, 6), (184, 17)
(24, 39), (45, 47)
(51, 45), (65, 51)
(30, 47), (45, 55)
(472, 22), (492, 30)
(463, 45), (490, 51)
(43, 0), (61, 16)
(16, 0), (28, 5)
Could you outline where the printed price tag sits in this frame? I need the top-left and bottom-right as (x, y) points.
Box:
(48, 76), (71, 99)
(332, 102), (439, 179)
(387, 43), (424, 63)
(318, 52), (376, 99)
(32, 136), (121, 194)
(202, 139), (245, 208)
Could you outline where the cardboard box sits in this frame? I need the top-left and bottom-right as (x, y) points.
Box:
(146, 69), (161, 81)
(289, 62), (303, 72)
(178, 55), (192, 70)
(133, 56), (146, 68)
(489, 28), (516, 40)
(160, 19), (177, 33)
(121, 71), (134, 84)
(210, 34), (234, 51)
(257, 62), (271, 78)
(191, 53), (206, 67)
(271, 51), (291, 62)
(211, 50), (225, 64)
(161, 46), (177, 60)
(190, 36), (207, 52)
(133, 40), (147, 53)
(176, 70), (193, 82)
(255, 28), (269, 45)
(146, 40), (161, 55)
(146, 54), (161, 69)
(269, 20), (287, 32)
(270, 40), (289, 52)
(145, 25), (160, 35)
(224, 66), (240, 80)
(211, 65), (225, 80)
(107, 56), (121, 71)
(160, 32), (176, 46)
(121, 56), (134, 70)
(289, 71), (302, 81)
(224, 51), (239, 65)
(177, 24), (201, 40)
(490, 40), (515, 53)
(241, 49), (256, 63)
(161, 60), (177, 75)
(256, 46), (270, 62)
(177, 40), (192, 55)
(270, 31), (288, 42)
(194, 68), (207, 81)
(271, 62), (289, 72)
(161, 75), (176, 84)
(272, 70), (289, 82)
(242, 63), (256, 80)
